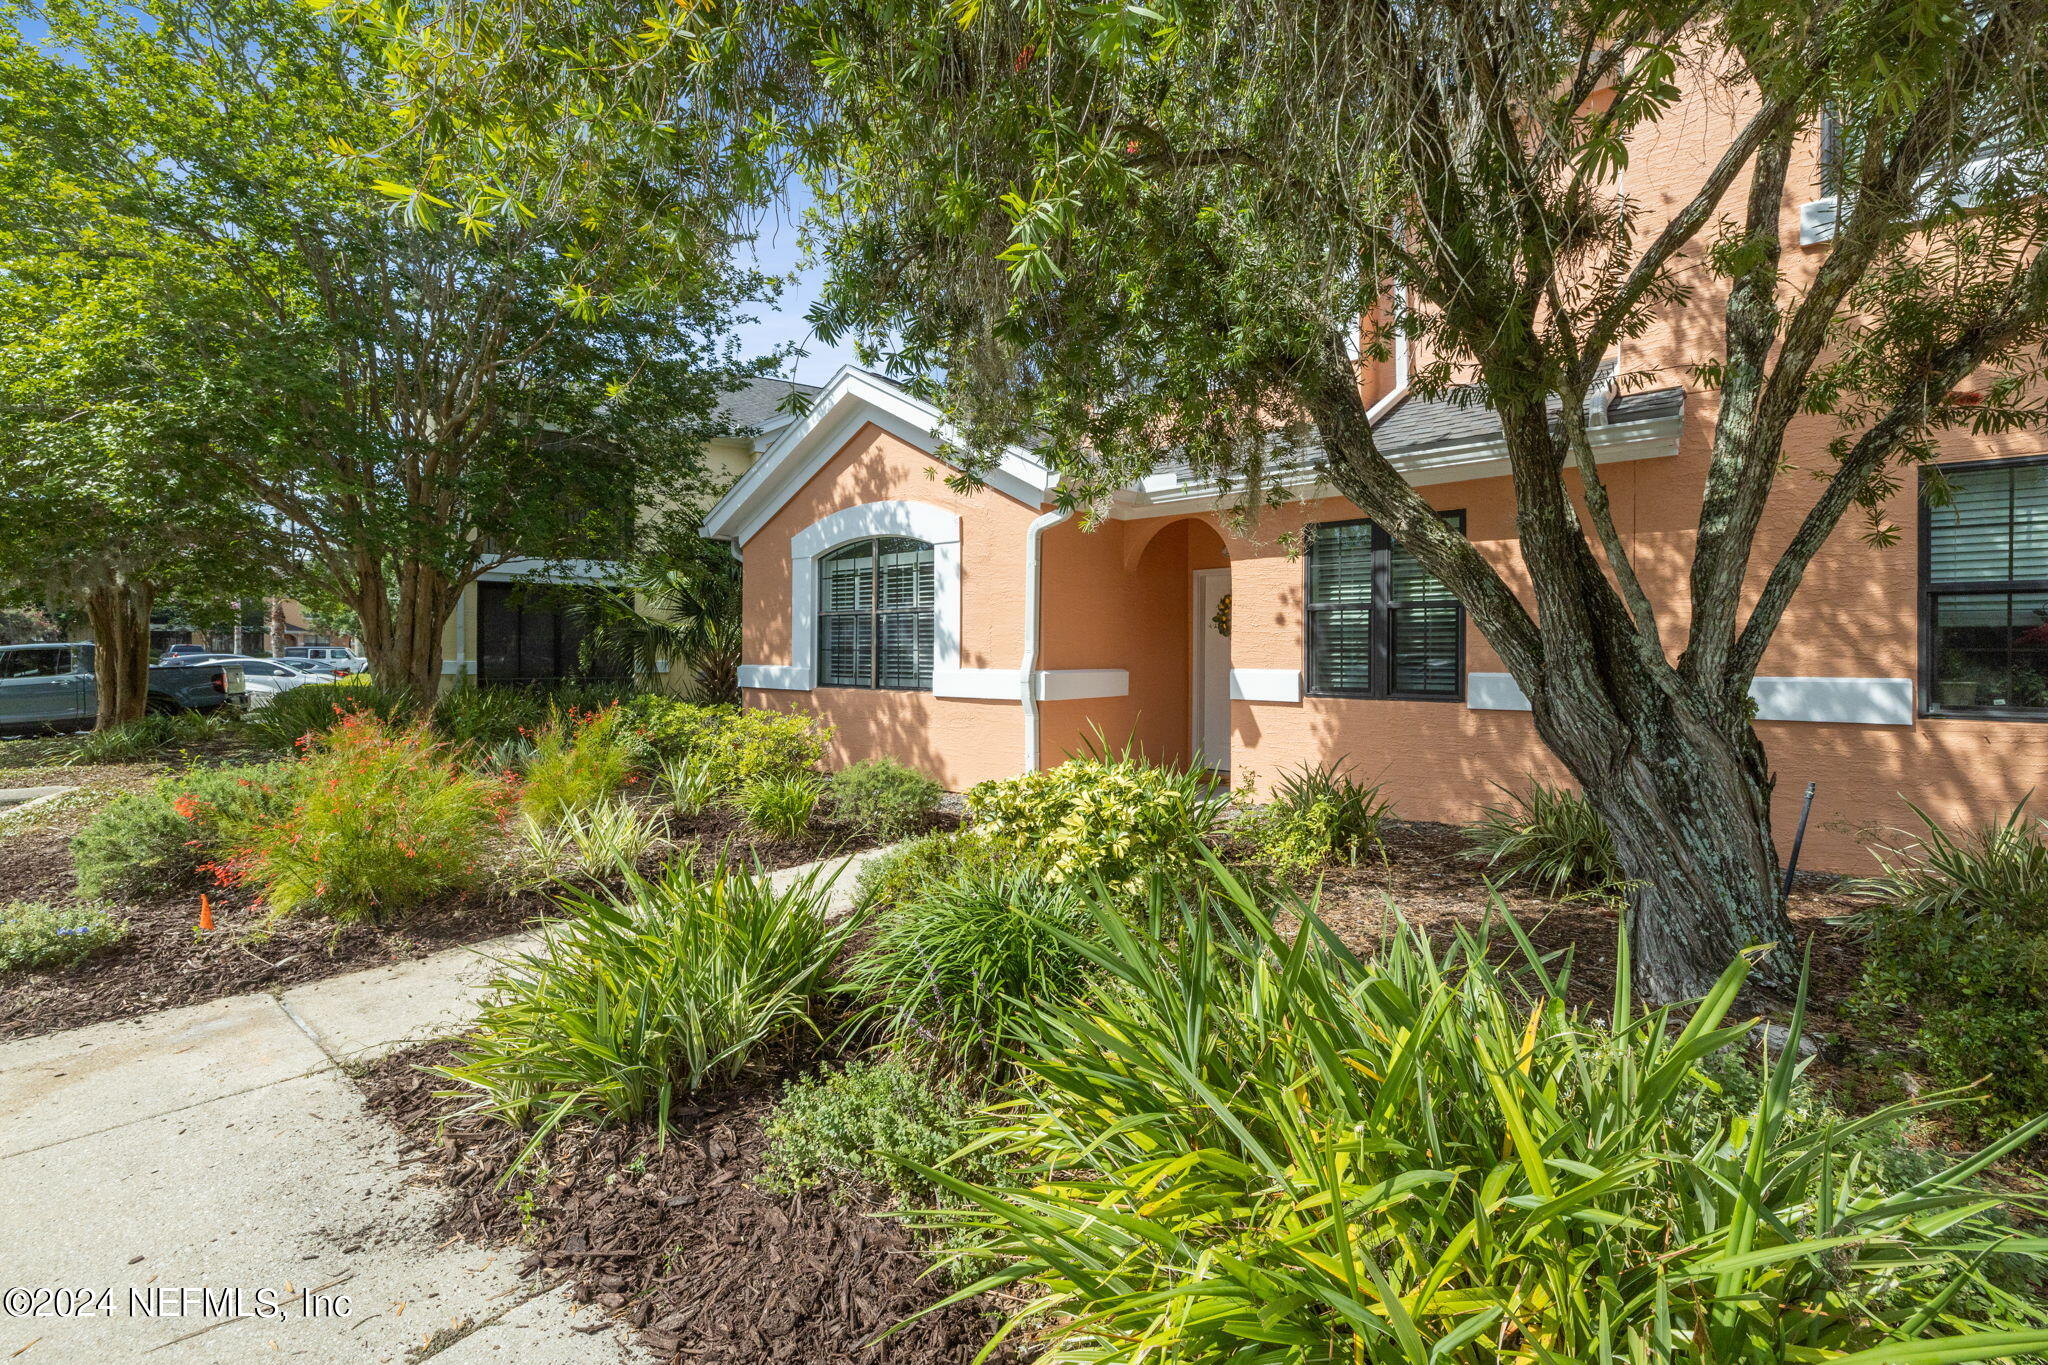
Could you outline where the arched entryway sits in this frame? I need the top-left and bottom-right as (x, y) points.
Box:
(1126, 517), (1232, 773)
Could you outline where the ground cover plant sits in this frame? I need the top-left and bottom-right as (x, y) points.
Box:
(850, 829), (1014, 916)
(824, 757), (942, 839)
(244, 679), (414, 749)
(1234, 763), (1392, 876)
(60, 709), (239, 765)
(759, 1055), (997, 1205)
(918, 863), (2048, 1363)
(1465, 779), (1623, 896)
(841, 859), (1100, 1072)
(516, 798), (664, 886)
(736, 771), (821, 841)
(234, 715), (509, 922)
(70, 761), (302, 899)
(967, 750), (1223, 892)
(0, 900), (125, 970)
(439, 857), (849, 1146)
(1853, 803), (2048, 1132)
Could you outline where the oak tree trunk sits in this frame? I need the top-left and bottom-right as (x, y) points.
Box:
(83, 578), (154, 729)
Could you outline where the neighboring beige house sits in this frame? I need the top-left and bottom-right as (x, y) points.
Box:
(436, 376), (820, 688)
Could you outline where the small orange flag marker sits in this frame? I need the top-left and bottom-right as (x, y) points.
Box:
(197, 894), (215, 932)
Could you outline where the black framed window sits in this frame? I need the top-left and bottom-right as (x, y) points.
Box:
(817, 537), (935, 690)
(1305, 513), (1464, 700)
(1922, 457), (2048, 717)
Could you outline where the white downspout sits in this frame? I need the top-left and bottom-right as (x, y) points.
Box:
(1364, 283), (1411, 423)
(1019, 506), (1073, 773)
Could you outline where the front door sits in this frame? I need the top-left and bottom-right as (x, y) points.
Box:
(1192, 569), (1232, 772)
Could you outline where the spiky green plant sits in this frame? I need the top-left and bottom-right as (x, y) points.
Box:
(661, 753), (720, 816)
(737, 772), (821, 841)
(919, 856), (2048, 1364)
(1465, 779), (1623, 896)
(516, 798), (662, 885)
(439, 858), (848, 1157)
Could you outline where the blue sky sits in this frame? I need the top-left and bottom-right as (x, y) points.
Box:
(725, 181), (868, 386)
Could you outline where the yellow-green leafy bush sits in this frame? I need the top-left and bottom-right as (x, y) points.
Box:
(519, 705), (635, 821)
(967, 754), (1222, 892)
(691, 707), (830, 795)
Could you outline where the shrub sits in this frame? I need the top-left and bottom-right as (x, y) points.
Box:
(1464, 779), (1622, 895)
(238, 717), (508, 922)
(517, 799), (663, 886)
(849, 830), (1013, 916)
(1235, 764), (1391, 876)
(63, 710), (229, 765)
(967, 752), (1223, 893)
(71, 762), (302, 899)
(1852, 803), (2048, 1130)
(691, 706), (829, 794)
(246, 681), (415, 749)
(618, 694), (734, 765)
(737, 772), (821, 841)
(759, 1057), (998, 1205)
(824, 757), (942, 838)
(0, 901), (126, 971)
(841, 861), (1100, 1070)
(660, 754), (720, 817)
(439, 859), (848, 1139)
(918, 864), (2048, 1363)
(519, 706), (634, 822)
(433, 682), (640, 750)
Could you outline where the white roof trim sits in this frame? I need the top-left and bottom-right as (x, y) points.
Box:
(1108, 415), (1683, 519)
(701, 365), (1055, 545)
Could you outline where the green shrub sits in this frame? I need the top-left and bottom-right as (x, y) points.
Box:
(737, 772), (821, 841)
(71, 762), (302, 899)
(849, 830), (1013, 916)
(918, 863), (2048, 1363)
(439, 859), (849, 1140)
(1464, 779), (1622, 895)
(841, 861), (1100, 1070)
(238, 716), (508, 922)
(692, 706), (829, 794)
(519, 706), (634, 821)
(660, 754), (720, 816)
(1852, 803), (2048, 1130)
(432, 682), (640, 750)
(823, 757), (942, 838)
(1235, 763), (1391, 876)
(62, 710), (230, 765)
(0, 900), (126, 970)
(247, 681), (415, 749)
(759, 1056), (998, 1205)
(517, 799), (663, 885)
(967, 752), (1223, 893)
(618, 694), (734, 764)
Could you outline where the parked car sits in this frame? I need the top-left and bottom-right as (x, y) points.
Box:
(281, 644), (369, 673)
(292, 658), (369, 681)
(0, 643), (247, 733)
(200, 656), (323, 708)
(158, 643), (216, 664)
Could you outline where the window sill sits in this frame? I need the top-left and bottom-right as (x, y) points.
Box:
(1921, 705), (2048, 724)
(1304, 690), (1466, 705)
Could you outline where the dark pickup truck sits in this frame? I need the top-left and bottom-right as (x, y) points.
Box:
(0, 642), (247, 733)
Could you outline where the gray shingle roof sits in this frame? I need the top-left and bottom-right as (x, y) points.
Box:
(713, 376), (822, 435)
(1370, 360), (1683, 457)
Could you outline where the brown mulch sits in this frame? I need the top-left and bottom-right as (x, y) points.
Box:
(1272, 820), (1871, 1026)
(360, 1043), (1019, 1365)
(0, 783), (925, 1042)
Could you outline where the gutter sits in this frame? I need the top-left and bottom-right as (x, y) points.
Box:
(1019, 506), (1074, 773)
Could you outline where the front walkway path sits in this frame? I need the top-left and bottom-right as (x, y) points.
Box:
(0, 849), (888, 1363)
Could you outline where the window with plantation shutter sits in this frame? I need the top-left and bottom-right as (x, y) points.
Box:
(1922, 458), (2048, 717)
(1305, 513), (1464, 701)
(817, 537), (935, 690)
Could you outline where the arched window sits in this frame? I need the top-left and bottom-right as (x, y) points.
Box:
(817, 537), (935, 690)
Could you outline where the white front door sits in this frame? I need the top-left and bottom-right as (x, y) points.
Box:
(1192, 568), (1232, 772)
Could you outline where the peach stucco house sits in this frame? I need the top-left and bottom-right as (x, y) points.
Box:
(702, 90), (2048, 875)
(702, 355), (2048, 876)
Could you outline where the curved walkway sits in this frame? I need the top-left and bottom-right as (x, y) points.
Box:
(0, 849), (887, 1363)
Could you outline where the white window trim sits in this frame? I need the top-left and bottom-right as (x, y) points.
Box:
(1467, 671), (1915, 726)
(745, 501), (962, 693)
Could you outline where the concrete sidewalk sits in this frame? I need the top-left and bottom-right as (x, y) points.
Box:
(0, 848), (887, 1363)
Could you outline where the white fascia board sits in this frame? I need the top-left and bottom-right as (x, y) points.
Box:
(1229, 668), (1301, 703)
(1468, 671), (1915, 727)
(1108, 416), (1684, 519)
(702, 366), (1055, 545)
(933, 667), (1130, 701)
(740, 664), (814, 691)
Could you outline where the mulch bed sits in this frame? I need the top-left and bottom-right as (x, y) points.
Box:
(1278, 819), (1870, 1028)
(0, 778), (918, 1041)
(360, 1042), (1018, 1365)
